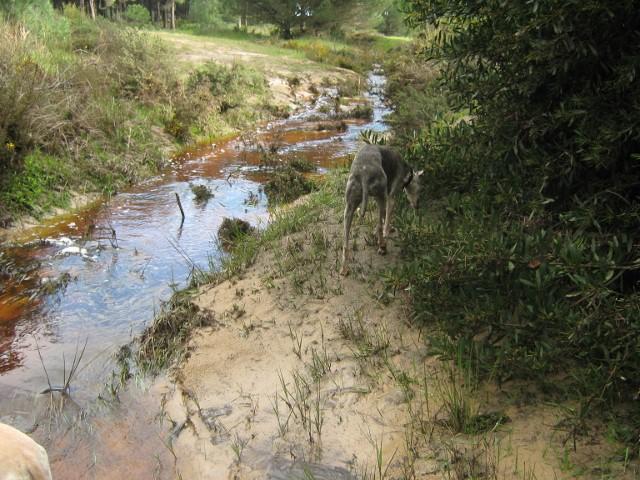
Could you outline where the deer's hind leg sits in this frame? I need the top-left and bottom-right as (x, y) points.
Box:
(375, 194), (387, 255)
(340, 196), (359, 276)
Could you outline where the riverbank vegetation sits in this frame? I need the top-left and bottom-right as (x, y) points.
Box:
(123, 0), (639, 473)
(0, 1), (399, 225)
(6, 0), (638, 476)
(384, 0), (640, 462)
(0, 3), (275, 222)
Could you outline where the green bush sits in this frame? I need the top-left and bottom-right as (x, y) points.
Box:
(264, 167), (315, 204)
(391, 0), (640, 412)
(123, 4), (151, 25)
(0, 151), (71, 215)
(0, 23), (73, 172)
(189, 61), (266, 107)
(5, 0), (70, 48)
(0, 8), (174, 219)
(166, 61), (270, 143)
(187, 0), (225, 29)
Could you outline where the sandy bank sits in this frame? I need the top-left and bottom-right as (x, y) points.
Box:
(149, 182), (640, 480)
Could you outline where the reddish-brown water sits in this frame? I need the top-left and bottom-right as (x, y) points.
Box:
(0, 71), (390, 478)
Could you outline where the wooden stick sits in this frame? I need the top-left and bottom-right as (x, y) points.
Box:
(175, 192), (185, 222)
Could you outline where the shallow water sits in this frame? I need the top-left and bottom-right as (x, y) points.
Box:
(0, 71), (390, 477)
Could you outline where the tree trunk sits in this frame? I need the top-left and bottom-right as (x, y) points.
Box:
(280, 21), (292, 39)
(88, 0), (95, 19)
(242, 1), (248, 29)
(171, 0), (175, 30)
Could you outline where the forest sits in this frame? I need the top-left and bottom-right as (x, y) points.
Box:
(13, 0), (405, 36)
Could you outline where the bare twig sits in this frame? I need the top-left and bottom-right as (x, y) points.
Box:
(175, 192), (185, 223)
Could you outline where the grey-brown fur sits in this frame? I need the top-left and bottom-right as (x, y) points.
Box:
(340, 144), (423, 275)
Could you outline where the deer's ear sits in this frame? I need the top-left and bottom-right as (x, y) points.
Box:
(415, 170), (424, 176)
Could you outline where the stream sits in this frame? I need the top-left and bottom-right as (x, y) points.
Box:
(0, 70), (390, 478)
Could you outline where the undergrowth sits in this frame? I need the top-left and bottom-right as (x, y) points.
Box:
(264, 167), (316, 205)
(0, 4), (275, 223)
(279, 31), (408, 74)
(136, 291), (215, 374)
(385, 2), (640, 456)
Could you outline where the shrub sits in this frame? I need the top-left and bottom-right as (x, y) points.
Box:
(0, 151), (71, 215)
(264, 167), (315, 204)
(0, 9), (173, 220)
(218, 217), (255, 249)
(123, 4), (151, 25)
(0, 23), (74, 173)
(1, 0), (69, 43)
(391, 0), (640, 410)
(190, 183), (214, 202)
(166, 61), (269, 142)
(280, 38), (369, 73)
(189, 61), (267, 108)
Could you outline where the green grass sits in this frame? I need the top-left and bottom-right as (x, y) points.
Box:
(0, 151), (72, 216)
(279, 36), (372, 73)
(136, 291), (215, 375)
(156, 29), (308, 67)
(0, 9), (295, 222)
(191, 168), (345, 288)
(165, 28), (407, 75)
(374, 35), (410, 53)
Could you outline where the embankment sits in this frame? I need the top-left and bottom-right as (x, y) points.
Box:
(152, 173), (638, 479)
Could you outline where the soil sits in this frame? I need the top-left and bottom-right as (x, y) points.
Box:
(159, 198), (639, 479)
(162, 203), (419, 478)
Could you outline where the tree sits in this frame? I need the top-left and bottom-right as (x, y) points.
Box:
(229, 0), (361, 38)
(376, 0), (404, 35)
(403, 0), (640, 208)
(188, 0), (223, 27)
(221, 0), (250, 29)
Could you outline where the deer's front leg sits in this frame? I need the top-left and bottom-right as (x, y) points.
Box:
(376, 196), (387, 255)
(383, 196), (395, 239)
